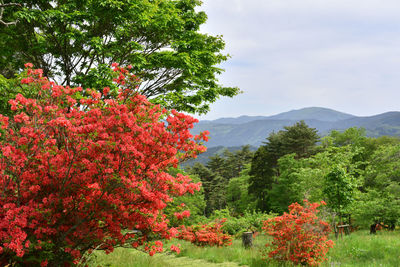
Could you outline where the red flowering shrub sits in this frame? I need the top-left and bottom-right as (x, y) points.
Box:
(177, 219), (232, 247)
(0, 64), (207, 266)
(170, 244), (181, 254)
(144, 240), (164, 256)
(262, 200), (334, 266)
(174, 210), (191, 220)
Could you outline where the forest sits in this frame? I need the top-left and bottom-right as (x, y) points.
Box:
(0, 1), (399, 266)
(187, 122), (400, 234)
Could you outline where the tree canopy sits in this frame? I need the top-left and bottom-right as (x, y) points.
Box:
(248, 121), (319, 212)
(0, 0), (239, 113)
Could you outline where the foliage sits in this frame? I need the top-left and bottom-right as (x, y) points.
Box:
(263, 200), (334, 266)
(264, 131), (367, 214)
(328, 127), (368, 147)
(164, 168), (206, 227)
(226, 164), (256, 214)
(187, 146), (254, 216)
(352, 190), (400, 229)
(186, 162), (217, 216)
(0, 73), (41, 117)
(249, 121), (319, 212)
(267, 154), (304, 214)
(0, 65), (208, 266)
(210, 209), (274, 236)
(0, 0), (240, 114)
(177, 219), (232, 247)
(363, 143), (400, 189)
(351, 143), (400, 228)
(323, 167), (355, 215)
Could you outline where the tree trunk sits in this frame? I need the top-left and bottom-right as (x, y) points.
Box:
(242, 232), (253, 249)
(370, 224), (377, 234)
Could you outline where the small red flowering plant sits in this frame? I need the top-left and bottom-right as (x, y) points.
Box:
(170, 244), (181, 254)
(0, 64), (208, 265)
(177, 219), (232, 247)
(262, 200), (334, 266)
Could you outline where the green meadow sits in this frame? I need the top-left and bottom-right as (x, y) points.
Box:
(88, 231), (400, 267)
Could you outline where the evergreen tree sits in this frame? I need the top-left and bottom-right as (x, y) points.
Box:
(248, 121), (319, 212)
(188, 146), (254, 215)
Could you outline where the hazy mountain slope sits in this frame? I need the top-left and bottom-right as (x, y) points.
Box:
(198, 107), (355, 125)
(181, 145), (258, 167)
(199, 115), (269, 125)
(192, 108), (400, 148)
(267, 107), (355, 122)
(192, 119), (332, 147)
(330, 112), (400, 137)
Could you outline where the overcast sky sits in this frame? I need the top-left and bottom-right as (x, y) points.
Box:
(197, 0), (400, 120)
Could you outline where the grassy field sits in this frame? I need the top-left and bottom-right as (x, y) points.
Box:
(88, 231), (400, 267)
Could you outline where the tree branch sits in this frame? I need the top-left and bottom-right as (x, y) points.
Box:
(0, 2), (21, 26)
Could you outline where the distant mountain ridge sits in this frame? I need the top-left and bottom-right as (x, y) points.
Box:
(266, 107), (355, 122)
(192, 107), (400, 148)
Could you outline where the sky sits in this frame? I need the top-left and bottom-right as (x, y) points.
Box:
(197, 0), (400, 120)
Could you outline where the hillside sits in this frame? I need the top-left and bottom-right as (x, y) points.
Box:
(267, 107), (355, 122)
(192, 107), (400, 148)
(181, 145), (257, 167)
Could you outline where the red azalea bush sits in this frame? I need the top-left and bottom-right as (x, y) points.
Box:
(262, 200), (334, 266)
(170, 244), (181, 254)
(174, 210), (191, 220)
(0, 64), (207, 266)
(177, 219), (232, 247)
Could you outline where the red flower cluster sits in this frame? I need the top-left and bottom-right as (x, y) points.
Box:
(174, 210), (191, 220)
(0, 64), (208, 265)
(144, 240), (164, 256)
(262, 200), (334, 266)
(177, 219), (232, 247)
(170, 244), (181, 254)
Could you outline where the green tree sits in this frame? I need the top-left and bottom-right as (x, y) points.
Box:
(364, 144), (400, 189)
(187, 162), (214, 216)
(352, 190), (400, 233)
(188, 146), (254, 215)
(353, 143), (400, 232)
(267, 145), (361, 214)
(328, 127), (367, 147)
(206, 154), (227, 177)
(222, 145), (254, 179)
(267, 154), (303, 214)
(323, 167), (355, 213)
(248, 121), (319, 212)
(322, 128), (400, 180)
(226, 164), (256, 214)
(323, 166), (355, 233)
(0, 0), (239, 113)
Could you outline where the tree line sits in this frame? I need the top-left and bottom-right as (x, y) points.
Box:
(187, 121), (400, 232)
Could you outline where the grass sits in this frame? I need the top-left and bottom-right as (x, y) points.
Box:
(166, 235), (270, 267)
(88, 230), (400, 267)
(87, 247), (174, 267)
(325, 230), (400, 267)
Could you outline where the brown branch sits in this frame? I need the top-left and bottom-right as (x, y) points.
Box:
(0, 3), (20, 8)
(0, 2), (21, 26)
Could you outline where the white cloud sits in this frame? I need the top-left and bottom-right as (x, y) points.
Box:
(197, 0), (400, 120)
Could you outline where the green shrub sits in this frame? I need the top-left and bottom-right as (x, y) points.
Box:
(210, 209), (275, 235)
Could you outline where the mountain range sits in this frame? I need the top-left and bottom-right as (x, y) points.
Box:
(192, 107), (400, 148)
